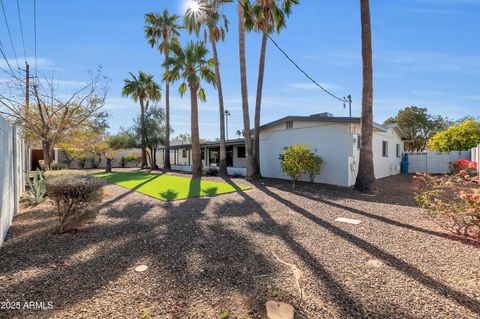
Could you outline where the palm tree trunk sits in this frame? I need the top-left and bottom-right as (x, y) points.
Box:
(211, 34), (228, 177)
(355, 0), (376, 192)
(190, 85), (202, 178)
(238, 3), (255, 181)
(164, 49), (172, 171)
(253, 31), (268, 178)
(140, 96), (148, 169)
(105, 158), (112, 173)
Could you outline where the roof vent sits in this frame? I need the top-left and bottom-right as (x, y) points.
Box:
(310, 112), (334, 118)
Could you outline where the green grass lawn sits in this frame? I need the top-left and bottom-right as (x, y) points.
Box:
(94, 171), (250, 201)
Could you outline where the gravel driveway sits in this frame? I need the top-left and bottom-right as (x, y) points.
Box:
(0, 174), (479, 319)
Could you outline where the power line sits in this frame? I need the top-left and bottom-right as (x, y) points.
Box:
(33, 0), (37, 77)
(16, 0), (27, 61)
(0, 0), (20, 70)
(236, 0), (347, 103)
(0, 38), (18, 78)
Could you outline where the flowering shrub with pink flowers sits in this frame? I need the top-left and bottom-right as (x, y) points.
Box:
(449, 159), (477, 176)
(414, 173), (480, 240)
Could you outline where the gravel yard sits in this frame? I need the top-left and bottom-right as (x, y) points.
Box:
(1, 173), (479, 319)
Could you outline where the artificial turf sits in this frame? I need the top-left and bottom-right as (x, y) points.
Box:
(94, 171), (250, 201)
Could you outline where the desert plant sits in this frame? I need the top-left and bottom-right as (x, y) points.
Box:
(414, 173), (480, 240)
(27, 169), (47, 205)
(279, 144), (322, 187)
(45, 174), (104, 233)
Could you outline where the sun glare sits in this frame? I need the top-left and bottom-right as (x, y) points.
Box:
(189, 0), (201, 13)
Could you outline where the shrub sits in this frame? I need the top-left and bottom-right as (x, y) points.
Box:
(279, 144), (323, 187)
(449, 159), (477, 176)
(305, 154), (324, 183)
(414, 173), (480, 240)
(121, 153), (141, 168)
(45, 174), (104, 233)
(27, 169), (46, 205)
(202, 167), (218, 176)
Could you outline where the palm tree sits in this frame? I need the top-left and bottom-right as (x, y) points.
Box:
(245, 0), (299, 177)
(122, 72), (161, 169)
(145, 10), (181, 171)
(164, 41), (216, 177)
(355, 0), (376, 192)
(237, 1), (256, 181)
(184, 0), (232, 177)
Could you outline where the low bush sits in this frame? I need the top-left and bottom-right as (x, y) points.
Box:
(414, 173), (480, 240)
(279, 144), (323, 187)
(202, 167), (218, 177)
(27, 169), (46, 205)
(45, 174), (104, 233)
(121, 153), (141, 168)
(449, 159), (477, 176)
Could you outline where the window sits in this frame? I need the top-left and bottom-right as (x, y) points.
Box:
(286, 121), (293, 129)
(182, 149), (187, 158)
(201, 149), (205, 160)
(396, 144), (401, 157)
(237, 146), (246, 158)
(357, 135), (361, 150)
(382, 141), (388, 157)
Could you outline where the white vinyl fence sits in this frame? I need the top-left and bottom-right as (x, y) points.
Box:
(407, 151), (471, 174)
(1, 116), (29, 247)
(472, 144), (480, 175)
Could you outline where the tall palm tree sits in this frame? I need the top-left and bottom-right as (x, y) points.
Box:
(355, 0), (376, 192)
(122, 72), (161, 169)
(245, 0), (299, 177)
(145, 10), (181, 171)
(164, 41), (216, 177)
(184, 0), (232, 177)
(238, 1), (256, 181)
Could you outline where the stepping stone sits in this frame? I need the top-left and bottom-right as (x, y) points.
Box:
(265, 300), (294, 319)
(135, 265), (148, 272)
(335, 217), (361, 225)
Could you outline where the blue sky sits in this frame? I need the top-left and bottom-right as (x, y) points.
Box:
(1, 0), (479, 140)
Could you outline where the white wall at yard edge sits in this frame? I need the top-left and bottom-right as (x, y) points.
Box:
(0, 116), (28, 247)
(407, 151), (471, 174)
(0, 117), (14, 247)
(259, 121), (351, 186)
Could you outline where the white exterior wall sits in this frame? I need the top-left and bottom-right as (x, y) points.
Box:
(233, 146), (246, 168)
(259, 121), (351, 186)
(349, 124), (404, 183)
(1, 117), (29, 247)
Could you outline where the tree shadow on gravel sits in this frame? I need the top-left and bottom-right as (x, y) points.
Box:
(254, 183), (480, 316)
(0, 185), (276, 318)
(261, 174), (419, 207)
(219, 177), (371, 318)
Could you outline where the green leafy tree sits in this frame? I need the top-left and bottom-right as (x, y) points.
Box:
(279, 144), (322, 188)
(428, 119), (480, 153)
(145, 10), (181, 171)
(164, 41), (217, 177)
(244, 0), (299, 176)
(185, 0), (232, 177)
(122, 71), (161, 169)
(384, 106), (451, 152)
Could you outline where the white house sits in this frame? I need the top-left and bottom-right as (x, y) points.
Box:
(156, 113), (407, 187)
(259, 113), (407, 187)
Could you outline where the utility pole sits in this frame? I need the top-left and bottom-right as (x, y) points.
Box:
(348, 95), (352, 118)
(224, 110), (231, 140)
(25, 62), (30, 116)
